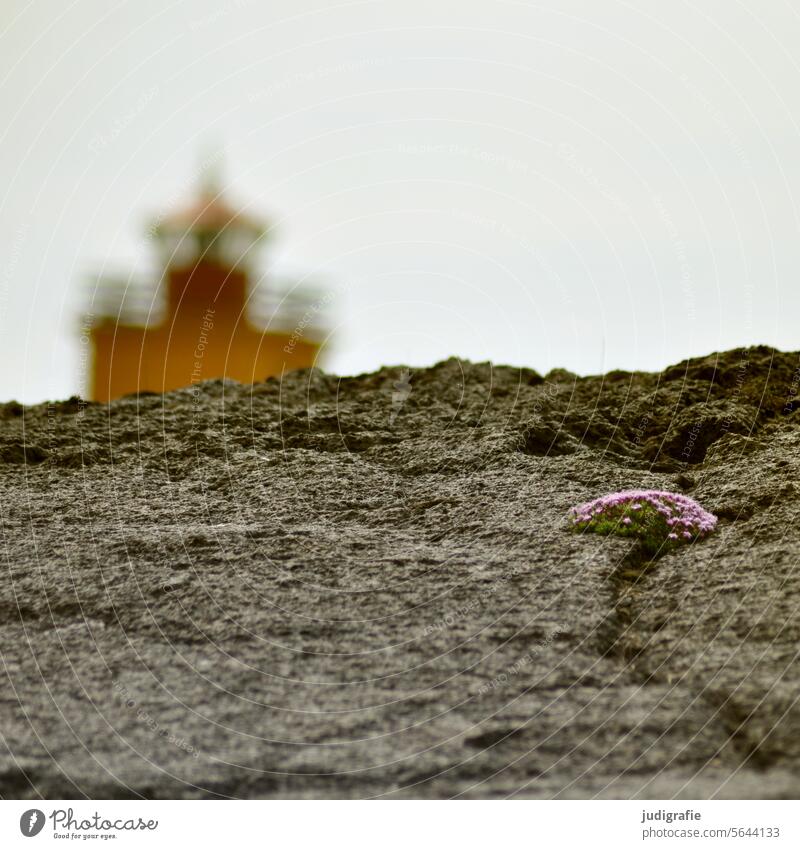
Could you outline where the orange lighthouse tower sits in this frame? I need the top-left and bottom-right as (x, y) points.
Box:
(87, 175), (324, 402)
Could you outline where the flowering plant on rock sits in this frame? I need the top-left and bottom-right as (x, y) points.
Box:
(569, 489), (717, 555)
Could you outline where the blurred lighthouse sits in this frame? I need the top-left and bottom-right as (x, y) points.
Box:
(86, 170), (326, 402)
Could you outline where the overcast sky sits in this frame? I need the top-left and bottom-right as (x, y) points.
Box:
(2, 0), (800, 402)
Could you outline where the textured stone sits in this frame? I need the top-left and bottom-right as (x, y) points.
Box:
(0, 345), (799, 799)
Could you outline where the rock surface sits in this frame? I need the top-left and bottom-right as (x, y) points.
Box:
(1, 345), (799, 799)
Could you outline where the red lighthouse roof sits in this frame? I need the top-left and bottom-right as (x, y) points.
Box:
(154, 173), (266, 238)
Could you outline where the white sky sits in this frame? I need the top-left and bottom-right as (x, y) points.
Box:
(1, 0), (799, 402)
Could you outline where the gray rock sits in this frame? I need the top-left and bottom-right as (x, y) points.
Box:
(0, 345), (799, 798)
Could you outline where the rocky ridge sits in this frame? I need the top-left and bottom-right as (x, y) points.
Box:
(0, 345), (799, 798)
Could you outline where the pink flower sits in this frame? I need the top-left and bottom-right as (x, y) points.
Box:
(568, 489), (717, 553)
